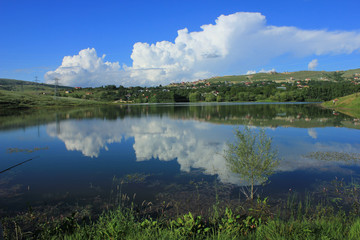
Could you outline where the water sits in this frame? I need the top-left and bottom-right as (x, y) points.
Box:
(0, 103), (359, 217)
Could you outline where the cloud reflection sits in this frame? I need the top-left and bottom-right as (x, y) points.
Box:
(47, 118), (360, 185)
(308, 129), (318, 139)
(47, 120), (124, 157)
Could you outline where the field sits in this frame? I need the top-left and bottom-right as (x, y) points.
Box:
(207, 68), (360, 84)
(0, 89), (105, 111)
(0, 78), (71, 92)
(322, 93), (360, 118)
(0, 78), (100, 110)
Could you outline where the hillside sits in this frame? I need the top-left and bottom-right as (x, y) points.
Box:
(0, 89), (104, 111)
(206, 68), (360, 84)
(322, 93), (360, 118)
(0, 78), (71, 92)
(0, 78), (102, 111)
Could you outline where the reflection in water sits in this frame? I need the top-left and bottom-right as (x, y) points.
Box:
(47, 118), (235, 183)
(46, 107), (360, 185)
(1, 103), (360, 218)
(47, 120), (124, 158)
(308, 128), (317, 139)
(0, 156), (39, 174)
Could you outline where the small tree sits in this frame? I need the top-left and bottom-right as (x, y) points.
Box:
(224, 127), (279, 200)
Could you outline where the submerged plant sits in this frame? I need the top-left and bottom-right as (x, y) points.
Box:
(6, 147), (49, 154)
(303, 151), (360, 163)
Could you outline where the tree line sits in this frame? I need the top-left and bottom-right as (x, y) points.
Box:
(65, 80), (360, 103)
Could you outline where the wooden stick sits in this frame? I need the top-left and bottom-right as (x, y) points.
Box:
(0, 156), (39, 174)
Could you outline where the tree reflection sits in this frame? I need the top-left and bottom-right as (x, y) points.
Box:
(44, 105), (360, 185)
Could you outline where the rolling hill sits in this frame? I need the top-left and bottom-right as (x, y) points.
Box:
(322, 93), (360, 118)
(207, 68), (360, 84)
(0, 78), (71, 92)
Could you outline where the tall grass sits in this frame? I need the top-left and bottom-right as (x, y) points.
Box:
(0, 90), (106, 110)
(3, 200), (360, 240)
(3, 178), (360, 239)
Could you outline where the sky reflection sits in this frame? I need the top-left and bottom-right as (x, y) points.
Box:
(46, 115), (360, 185)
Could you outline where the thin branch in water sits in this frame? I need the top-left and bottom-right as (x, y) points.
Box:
(0, 156), (39, 174)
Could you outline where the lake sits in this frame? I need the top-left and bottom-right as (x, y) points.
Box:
(1, 103), (360, 217)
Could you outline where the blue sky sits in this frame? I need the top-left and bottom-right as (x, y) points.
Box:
(1, 0), (360, 87)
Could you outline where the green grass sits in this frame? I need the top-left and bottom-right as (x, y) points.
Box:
(0, 78), (70, 92)
(3, 208), (359, 239)
(3, 175), (360, 239)
(322, 92), (360, 118)
(0, 89), (107, 110)
(3, 201), (360, 240)
(0, 78), (110, 110)
(256, 217), (353, 240)
(207, 68), (360, 84)
(208, 71), (327, 84)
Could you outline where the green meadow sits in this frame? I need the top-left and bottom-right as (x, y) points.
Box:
(322, 93), (360, 118)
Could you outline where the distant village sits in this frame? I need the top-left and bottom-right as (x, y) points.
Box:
(19, 70), (359, 104)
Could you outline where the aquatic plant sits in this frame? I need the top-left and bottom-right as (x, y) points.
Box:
(6, 147), (49, 154)
(303, 151), (360, 163)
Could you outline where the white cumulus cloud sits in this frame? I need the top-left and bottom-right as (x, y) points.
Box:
(259, 68), (276, 73)
(45, 48), (124, 87)
(246, 70), (257, 75)
(45, 12), (360, 87)
(308, 59), (319, 70)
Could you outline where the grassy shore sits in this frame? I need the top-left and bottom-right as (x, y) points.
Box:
(322, 92), (360, 118)
(3, 174), (360, 240)
(0, 90), (107, 110)
(2, 202), (360, 239)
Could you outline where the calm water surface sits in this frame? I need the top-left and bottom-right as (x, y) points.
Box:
(1, 103), (359, 216)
